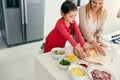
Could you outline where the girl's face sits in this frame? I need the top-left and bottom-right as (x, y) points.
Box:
(62, 11), (77, 25)
(91, 0), (103, 11)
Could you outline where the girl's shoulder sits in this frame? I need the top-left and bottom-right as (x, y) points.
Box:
(55, 17), (66, 27)
(57, 17), (64, 23)
(56, 18), (64, 24)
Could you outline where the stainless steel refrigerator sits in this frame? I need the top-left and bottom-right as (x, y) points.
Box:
(0, 0), (44, 46)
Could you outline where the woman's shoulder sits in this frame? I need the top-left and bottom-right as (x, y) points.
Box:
(78, 5), (87, 15)
(104, 8), (107, 14)
(102, 8), (108, 18)
(79, 5), (86, 11)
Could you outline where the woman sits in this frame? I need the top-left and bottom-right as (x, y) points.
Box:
(44, 1), (90, 59)
(76, 0), (107, 56)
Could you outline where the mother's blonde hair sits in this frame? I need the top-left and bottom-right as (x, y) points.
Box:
(86, 0), (105, 20)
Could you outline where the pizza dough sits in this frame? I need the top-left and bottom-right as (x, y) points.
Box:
(84, 48), (112, 65)
(74, 48), (113, 65)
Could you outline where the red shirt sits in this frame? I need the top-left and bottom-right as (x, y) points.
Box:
(44, 18), (85, 53)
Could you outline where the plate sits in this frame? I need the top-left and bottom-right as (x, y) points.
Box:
(88, 65), (115, 80)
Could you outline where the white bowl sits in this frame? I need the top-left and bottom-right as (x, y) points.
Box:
(51, 47), (66, 59)
(68, 64), (87, 80)
(58, 58), (71, 69)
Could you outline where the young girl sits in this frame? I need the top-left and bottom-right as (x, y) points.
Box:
(44, 1), (90, 59)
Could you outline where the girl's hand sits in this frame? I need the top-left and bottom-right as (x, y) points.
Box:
(83, 45), (90, 57)
(84, 49), (90, 57)
(75, 45), (88, 59)
(78, 52), (87, 59)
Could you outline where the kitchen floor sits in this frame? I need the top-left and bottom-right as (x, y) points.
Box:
(0, 37), (45, 80)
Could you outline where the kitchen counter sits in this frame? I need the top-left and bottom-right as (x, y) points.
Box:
(35, 44), (120, 80)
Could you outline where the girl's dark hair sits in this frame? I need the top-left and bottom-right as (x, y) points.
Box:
(61, 1), (77, 14)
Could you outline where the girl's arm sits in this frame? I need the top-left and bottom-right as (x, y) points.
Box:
(73, 21), (85, 47)
(73, 22), (90, 57)
(56, 22), (77, 47)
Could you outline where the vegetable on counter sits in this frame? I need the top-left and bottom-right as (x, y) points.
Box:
(59, 59), (71, 66)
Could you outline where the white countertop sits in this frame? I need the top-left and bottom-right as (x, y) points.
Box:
(35, 52), (73, 80)
(35, 44), (120, 80)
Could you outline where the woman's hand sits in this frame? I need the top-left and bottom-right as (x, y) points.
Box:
(99, 42), (107, 48)
(92, 40), (105, 56)
(97, 36), (107, 48)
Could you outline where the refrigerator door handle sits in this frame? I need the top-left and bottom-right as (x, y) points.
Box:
(20, 0), (25, 42)
(20, 0), (24, 24)
(24, 0), (28, 24)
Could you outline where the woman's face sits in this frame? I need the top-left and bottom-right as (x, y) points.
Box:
(91, 0), (104, 11)
(62, 10), (77, 24)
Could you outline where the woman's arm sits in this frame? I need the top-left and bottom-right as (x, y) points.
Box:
(78, 7), (94, 43)
(95, 9), (107, 38)
(95, 10), (108, 47)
